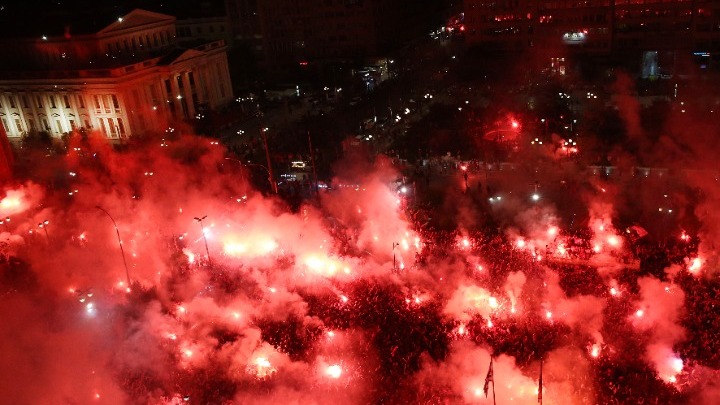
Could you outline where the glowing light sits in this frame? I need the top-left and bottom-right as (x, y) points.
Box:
(340, 295), (349, 303)
(0, 194), (22, 211)
(610, 287), (618, 296)
(488, 296), (499, 309)
(590, 344), (601, 358)
(688, 257), (702, 274)
(547, 226), (558, 237)
(325, 364), (342, 379)
(671, 357), (683, 374)
(545, 311), (553, 319)
(531, 193), (540, 201)
(248, 356), (277, 378)
(516, 239), (526, 248)
(607, 236), (620, 247)
(182, 249), (195, 263)
(224, 243), (247, 255)
(636, 309), (644, 318)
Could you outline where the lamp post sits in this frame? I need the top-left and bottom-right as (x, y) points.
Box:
(393, 242), (399, 271)
(256, 110), (278, 194)
(194, 215), (211, 264)
(38, 220), (50, 243)
(96, 206), (131, 286)
(0, 216), (9, 232)
(225, 157), (275, 192)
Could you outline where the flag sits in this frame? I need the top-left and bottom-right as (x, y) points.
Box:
(483, 357), (494, 398)
(538, 359), (543, 404)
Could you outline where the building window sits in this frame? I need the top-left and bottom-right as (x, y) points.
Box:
(55, 119), (63, 133)
(1, 118), (9, 133)
(28, 119), (36, 131)
(22, 95), (29, 108)
(104, 95), (112, 113)
(63, 95), (71, 108)
(15, 119), (23, 132)
(99, 118), (108, 134)
(50, 96), (56, 108)
(77, 95), (85, 109)
(111, 95), (120, 112)
(9, 96), (16, 109)
(36, 96), (43, 109)
(117, 117), (126, 136)
(42, 118), (50, 130)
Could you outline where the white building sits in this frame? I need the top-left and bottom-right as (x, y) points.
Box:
(0, 9), (233, 142)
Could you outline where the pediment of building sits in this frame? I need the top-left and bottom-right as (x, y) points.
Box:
(161, 49), (206, 66)
(99, 9), (175, 35)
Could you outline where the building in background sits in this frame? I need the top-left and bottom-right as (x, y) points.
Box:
(0, 8), (233, 142)
(463, 0), (720, 74)
(225, 0), (443, 71)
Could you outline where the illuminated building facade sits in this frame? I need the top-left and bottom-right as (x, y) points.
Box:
(0, 9), (233, 142)
(464, 0), (720, 67)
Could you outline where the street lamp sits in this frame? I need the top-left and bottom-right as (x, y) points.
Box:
(256, 110), (278, 194)
(0, 216), (9, 232)
(393, 242), (400, 271)
(194, 215), (211, 264)
(38, 220), (50, 243)
(96, 206), (131, 286)
(461, 165), (469, 191)
(225, 157), (275, 193)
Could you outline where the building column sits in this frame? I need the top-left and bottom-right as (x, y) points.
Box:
(181, 71), (195, 118)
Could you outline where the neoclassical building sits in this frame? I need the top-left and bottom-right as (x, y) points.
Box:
(0, 9), (233, 142)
